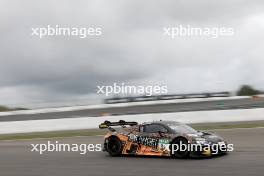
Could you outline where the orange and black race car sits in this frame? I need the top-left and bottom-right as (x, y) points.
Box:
(99, 120), (230, 158)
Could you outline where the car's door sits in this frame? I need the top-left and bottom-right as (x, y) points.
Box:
(139, 124), (170, 152)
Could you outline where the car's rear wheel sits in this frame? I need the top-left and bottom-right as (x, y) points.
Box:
(171, 137), (190, 159)
(106, 136), (123, 157)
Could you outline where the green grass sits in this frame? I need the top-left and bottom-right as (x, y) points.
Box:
(0, 129), (107, 141)
(0, 121), (264, 141)
(190, 121), (264, 130)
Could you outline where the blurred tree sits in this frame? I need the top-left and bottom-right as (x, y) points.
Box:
(0, 105), (28, 112)
(0, 105), (10, 112)
(237, 85), (260, 96)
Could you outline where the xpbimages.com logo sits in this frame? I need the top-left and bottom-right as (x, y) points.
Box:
(97, 83), (168, 96)
(31, 141), (102, 155)
(169, 142), (234, 155)
(163, 25), (234, 38)
(31, 25), (102, 39)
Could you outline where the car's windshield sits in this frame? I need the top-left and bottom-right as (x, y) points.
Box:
(169, 124), (197, 134)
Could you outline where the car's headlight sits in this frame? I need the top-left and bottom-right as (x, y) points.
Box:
(194, 138), (209, 144)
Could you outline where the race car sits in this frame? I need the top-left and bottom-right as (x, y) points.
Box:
(99, 120), (229, 158)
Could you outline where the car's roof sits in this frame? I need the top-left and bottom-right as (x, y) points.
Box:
(142, 120), (183, 126)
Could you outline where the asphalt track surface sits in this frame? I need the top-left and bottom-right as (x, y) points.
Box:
(1, 128), (264, 176)
(1, 97), (264, 122)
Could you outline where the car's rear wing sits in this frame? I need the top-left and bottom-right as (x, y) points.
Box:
(99, 120), (138, 129)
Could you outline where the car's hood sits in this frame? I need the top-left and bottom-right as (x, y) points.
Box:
(186, 131), (224, 143)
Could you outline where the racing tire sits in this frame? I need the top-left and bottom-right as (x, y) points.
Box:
(170, 137), (190, 159)
(106, 136), (123, 157)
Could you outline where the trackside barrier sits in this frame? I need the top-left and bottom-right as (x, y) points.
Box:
(0, 108), (264, 134)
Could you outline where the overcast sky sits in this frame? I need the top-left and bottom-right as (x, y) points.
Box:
(0, 0), (264, 108)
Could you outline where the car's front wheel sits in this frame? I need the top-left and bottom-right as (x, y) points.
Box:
(170, 137), (190, 159)
(106, 136), (123, 157)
